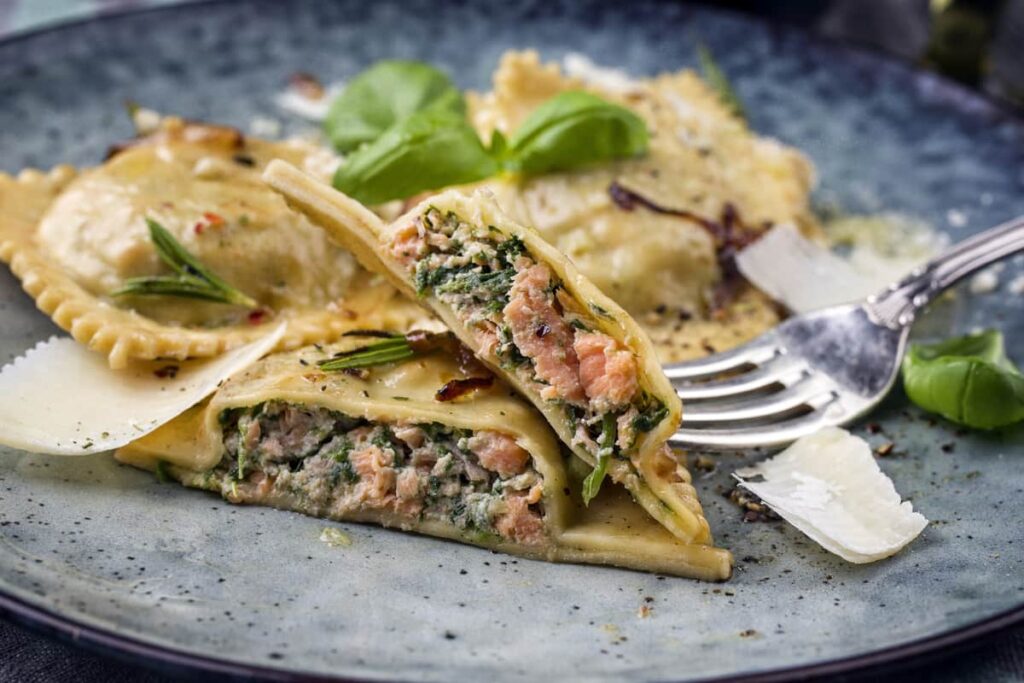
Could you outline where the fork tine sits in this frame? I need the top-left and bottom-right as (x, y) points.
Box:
(663, 335), (781, 381)
(674, 356), (808, 401)
(680, 378), (837, 425)
(670, 408), (841, 451)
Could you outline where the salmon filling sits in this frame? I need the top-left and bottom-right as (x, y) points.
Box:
(212, 401), (547, 545)
(392, 207), (668, 469)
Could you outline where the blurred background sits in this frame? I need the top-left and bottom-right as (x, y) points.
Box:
(1, 0), (1022, 110)
(725, 0), (1024, 110)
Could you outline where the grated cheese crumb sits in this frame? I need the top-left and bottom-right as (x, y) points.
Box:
(946, 208), (968, 228)
(249, 116), (283, 139)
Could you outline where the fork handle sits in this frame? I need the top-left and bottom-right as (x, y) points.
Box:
(865, 214), (1024, 329)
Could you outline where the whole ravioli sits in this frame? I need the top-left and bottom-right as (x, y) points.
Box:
(467, 51), (819, 362)
(0, 117), (419, 368)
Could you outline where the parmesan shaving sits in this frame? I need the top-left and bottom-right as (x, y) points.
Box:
(734, 428), (928, 564)
(562, 53), (642, 94)
(736, 224), (874, 312)
(0, 325), (285, 455)
(738, 215), (946, 313)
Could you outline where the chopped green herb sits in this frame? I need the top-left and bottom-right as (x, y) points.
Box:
(495, 235), (526, 265)
(154, 460), (172, 483)
(633, 399), (669, 433)
(582, 414), (617, 505)
(436, 268), (514, 298)
(371, 425), (398, 450)
(235, 420), (249, 480)
(496, 325), (531, 367)
(414, 261), (475, 296)
(697, 44), (746, 121)
(111, 218), (257, 307)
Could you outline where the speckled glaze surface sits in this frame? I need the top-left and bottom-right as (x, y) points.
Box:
(1, 1), (1024, 681)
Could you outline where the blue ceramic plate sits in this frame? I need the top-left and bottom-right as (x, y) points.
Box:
(1, 1), (1023, 680)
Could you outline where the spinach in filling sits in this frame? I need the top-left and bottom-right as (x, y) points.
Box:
(217, 402), (544, 541)
(405, 206), (671, 502)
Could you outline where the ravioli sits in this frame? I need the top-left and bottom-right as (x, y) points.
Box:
(467, 51), (819, 361)
(263, 162), (714, 546)
(117, 336), (732, 580)
(0, 117), (417, 368)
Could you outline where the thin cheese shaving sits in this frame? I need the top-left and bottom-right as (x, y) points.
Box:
(738, 218), (945, 313)
(736, 224), (873, 312)
(562, 53), (642, 94)
(0, 325), (285, 455)
(734, 427), (928, 564)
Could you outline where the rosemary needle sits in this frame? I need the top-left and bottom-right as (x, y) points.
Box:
(111, 218), (258, 307)
(317, 336), (415, 371)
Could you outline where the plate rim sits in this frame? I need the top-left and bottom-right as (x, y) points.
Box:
(3, 588), (1023, 683)
(0, 0), (1022, 681)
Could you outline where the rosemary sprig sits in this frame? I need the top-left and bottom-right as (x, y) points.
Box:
(696, 44), (746, 122)
(582, 413), (618, 505)
(111, 218), (257, 307)
(318, 335), (415, 371)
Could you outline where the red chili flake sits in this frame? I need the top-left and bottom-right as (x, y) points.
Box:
(202, 212), (226, 228)
(247, 308), (270, 325)
(194, 222), (205, 235)
(435, 376), (494, 402)
(289, 72), (325, 100)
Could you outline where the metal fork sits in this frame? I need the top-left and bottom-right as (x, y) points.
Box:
(667, 215), (1024, 451)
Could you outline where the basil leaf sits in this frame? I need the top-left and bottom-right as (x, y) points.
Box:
(901, 329), (1024, 429)
(697, 44), (746, 121)
(504, 91), (648, 176)
(324, 60), (465, 153)
(333, 109), (498, 205)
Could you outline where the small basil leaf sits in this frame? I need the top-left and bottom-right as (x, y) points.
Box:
(324, 60), (465, 153)
(333, 109), (498, 205)
(901, 329), (1024, 430)
(505, 91), (648, 176)
(697, 44), (746, 121)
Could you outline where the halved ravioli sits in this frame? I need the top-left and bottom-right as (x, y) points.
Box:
(263, 161), (712, 547)
(0, 117), (418, 369)
(116, 337), (731, 580)
(468, 51), (819, 362)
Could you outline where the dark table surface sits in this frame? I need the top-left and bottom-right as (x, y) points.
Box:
(0, 0), (1022, 681)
